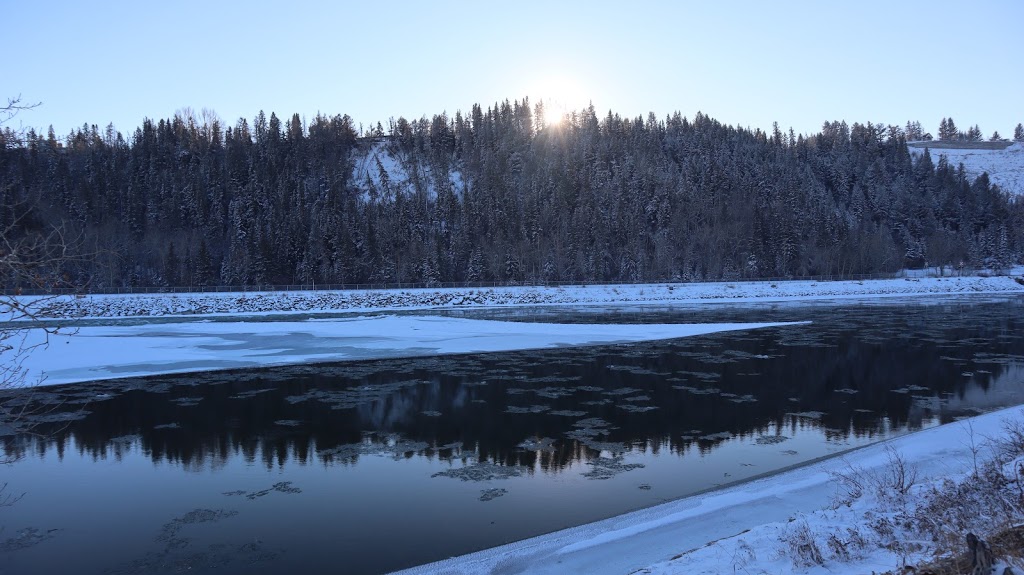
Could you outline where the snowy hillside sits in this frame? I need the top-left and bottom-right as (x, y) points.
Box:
(351, 140), (466, 202)
(908, 141), (1024, 196)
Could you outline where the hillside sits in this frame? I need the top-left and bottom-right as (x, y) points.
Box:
(908, 141), (1024, 196)
(2, 109), (1022, 289)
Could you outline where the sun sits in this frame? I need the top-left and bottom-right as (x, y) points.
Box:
(531, 75), (587, 128)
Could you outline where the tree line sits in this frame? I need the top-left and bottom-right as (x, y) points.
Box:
(1, 101), (1021, 289)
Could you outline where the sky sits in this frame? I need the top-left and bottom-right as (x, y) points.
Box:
(6, 0), (1023, 140)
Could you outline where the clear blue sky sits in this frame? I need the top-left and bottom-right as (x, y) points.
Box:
(6, 0), (1022, 139)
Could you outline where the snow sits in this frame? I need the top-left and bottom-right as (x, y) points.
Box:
(15, 316), (802, 387)
(351, 141), (466, 203)
(21, 274), (1024, 321)
(392, 405), (1024, 575)
(909, 142), (1024, 196)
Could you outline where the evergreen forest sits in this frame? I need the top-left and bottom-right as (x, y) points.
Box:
(1, 100), (1021, 289)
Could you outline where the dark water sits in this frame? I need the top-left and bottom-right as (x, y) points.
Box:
(1, 296), (1024, 575)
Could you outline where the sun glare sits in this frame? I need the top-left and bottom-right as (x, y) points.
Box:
(532, 75), (587, 128)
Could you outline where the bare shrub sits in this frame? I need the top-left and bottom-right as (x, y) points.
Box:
(828, 447), (917, 510)
(879, 446), (919, 499)
(991, 410), (1024, 463)
(828, 459), (867, 508)
(783, 521), (824, 567)
(827, 532), (850, 562)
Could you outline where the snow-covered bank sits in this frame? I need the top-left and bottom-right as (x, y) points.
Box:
(393, 406), (1024, 575)
(17, 316), (802, 387)
(21, 275), (1024, 320)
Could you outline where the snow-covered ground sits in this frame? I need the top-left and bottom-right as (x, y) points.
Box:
(394, 405), (1024, 575)
(21, 274), (1024, 321)
(909, 142), (1024, 196)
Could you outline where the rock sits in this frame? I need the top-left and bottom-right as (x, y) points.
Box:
(966, 532), (994, 575)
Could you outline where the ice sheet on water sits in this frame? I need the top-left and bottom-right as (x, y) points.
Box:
(973, 352), (1024, 365)
(672, 385), (720, 395)
(573, 417), (615, 429)
(548, 410), (588, 417)
(622, 395), (651, 402)
(754, 435), (789, 445)
(431, 462), (525, 482)
(786, 411), (825, 419)
(696, 355), (738, 364)
(479, 488), (508, 502)
(108, 508), (277, 574)
(726, 394), (758, 404)
(606, 365), (669, 376)
(722, 350), (776, 360)
(530, 375), (583, 383)
(318, 435), (431, 460)
(677, 370), (721, 381)
(273, 419), (303, 427)
(570, 435), (629, 453)
(581, 456), (645, 480)
(108, 434), (141, 445)
(229, 388), (275, 399)
(603, 387), (642, 396)
(222, 482), (301, 500)
(505, 405), (550, 414)
(534, 387), (576, 399)
(517, 437), (558, 452)
(157, 509), (239, 543)
(617, 405), (659, 413)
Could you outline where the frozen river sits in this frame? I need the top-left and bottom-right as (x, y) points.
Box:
(1, 296), (1023, 574)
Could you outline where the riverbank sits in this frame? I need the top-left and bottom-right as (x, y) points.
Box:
(393, 404), (1024, 575)
(19, 274), (1024, 320)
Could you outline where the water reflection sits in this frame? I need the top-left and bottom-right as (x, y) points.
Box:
(0, 297), (1022, 574)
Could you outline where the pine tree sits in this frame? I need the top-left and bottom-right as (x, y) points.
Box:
(195, 240), (214, 286)
(905, 120), (923, 141)
(938, 118), (952, 141)
(1015, 123), (1024, 142)
(163, 242), (179, 286)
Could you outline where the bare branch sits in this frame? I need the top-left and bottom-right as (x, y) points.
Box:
(1, 94), (41, 126)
